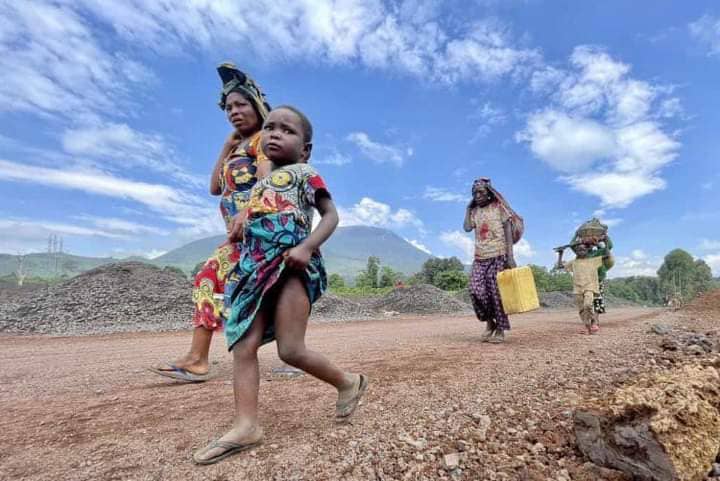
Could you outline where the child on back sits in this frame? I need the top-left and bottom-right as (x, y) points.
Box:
(193, 105), (368, 465)
(555, 242), (614, 334)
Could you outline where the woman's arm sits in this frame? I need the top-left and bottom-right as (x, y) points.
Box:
(284, 196), (338, 270)
(503, 221), (516, 269)
(210, 132), (242, 195)
(463, 203), (475, 232)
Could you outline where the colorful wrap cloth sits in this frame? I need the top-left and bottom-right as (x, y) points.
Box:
(468, 254), (510, 331)
(223, 213), (327, 351)
(191, 65), (270, 331)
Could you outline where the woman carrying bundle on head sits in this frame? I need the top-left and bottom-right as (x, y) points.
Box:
(463, 178), (523, 344)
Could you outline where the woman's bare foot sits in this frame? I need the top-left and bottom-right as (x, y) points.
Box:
(154, 354), (209, 375)
(193, 424), (264, 464)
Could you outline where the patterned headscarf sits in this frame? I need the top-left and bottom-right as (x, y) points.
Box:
(217, 62), (270, 121)
(472, 177), (525, 244)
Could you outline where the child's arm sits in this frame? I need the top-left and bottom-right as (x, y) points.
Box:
(284, 196), (338, 270)
(503, 221), (516, 269)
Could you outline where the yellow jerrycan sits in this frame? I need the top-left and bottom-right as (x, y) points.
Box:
(496, 266), (540, 314)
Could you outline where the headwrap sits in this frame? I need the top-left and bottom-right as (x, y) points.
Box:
(472, 177), (524, 244)
(217, 62), (270, 121)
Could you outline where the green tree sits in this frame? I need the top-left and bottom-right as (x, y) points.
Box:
(355, 256), (381, 288)
(378, 266), (401, 288)
(164, 265), (187, 278)
(328, 273), (346, 289)
(658, 249), (714, 301)
(433, 270), (468, 290)
(420, 257), (464, 284)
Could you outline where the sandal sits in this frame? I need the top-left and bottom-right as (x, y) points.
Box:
(148, 364), (210, 383)
(336, 374), (369, 419)
(193, 430), (264, 465)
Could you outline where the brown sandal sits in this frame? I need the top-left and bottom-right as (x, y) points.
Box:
(336, 374), (369, 419)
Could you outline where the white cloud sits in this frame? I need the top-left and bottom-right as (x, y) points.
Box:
(518, 46), (681, 209)
(514, 238), (535, 259)
(406, 239), (432, 255)
(440, 230), (475, 263)
(423, 186), (466, 203)
(517, 110), (616, 173)
(0, 2), (152, 118)
(58, 0), (538, 87)
(338, 197), (423, 228)
(63, 121), (201, 185)
(689, 14), (720, 57)
(346, 132), (411, 167)
(609, 254), (661, 278)
(143, 249), (167, 259)
(75, 216), (169, 236)
(704, 254), (720, 276)
(631, 249), (647, 260)
(469, 101), (507, 140)
(700, 239), (720, 251)
(314, 151), (352, 166)
(0, 159), (220, 236)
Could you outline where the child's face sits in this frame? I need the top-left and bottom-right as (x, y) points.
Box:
(574, 243), (589, 257)
(261, 109), (310, 166)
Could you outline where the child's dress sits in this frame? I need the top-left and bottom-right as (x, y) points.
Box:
(564, 257), (604, 327)
(223, 164), (329, 351)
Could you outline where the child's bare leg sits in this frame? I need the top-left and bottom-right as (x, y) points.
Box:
(193, 313), (266, 462)
(274, 273), (357, 392)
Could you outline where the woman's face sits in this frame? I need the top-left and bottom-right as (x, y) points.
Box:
(225, 92), (260, 136)
(473, 185), (493, 207)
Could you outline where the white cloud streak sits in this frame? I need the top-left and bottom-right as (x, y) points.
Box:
(423, 186), (466, 203)
(689, 14), (720, 57)
(346, 132), (411, 167)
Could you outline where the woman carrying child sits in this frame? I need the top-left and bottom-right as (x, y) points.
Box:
(193, 105), (368, 464)
(150, 64), (272, 382)
(463, 178), (523, 344)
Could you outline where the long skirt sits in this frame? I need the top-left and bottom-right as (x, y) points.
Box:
(223, 213), (327, 351)
(191, 241), (240, 331)
(468, 255), (510, 331)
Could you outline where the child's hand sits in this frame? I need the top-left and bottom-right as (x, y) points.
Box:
(283, 245), (312, 270)
(228, 212), (247, 243)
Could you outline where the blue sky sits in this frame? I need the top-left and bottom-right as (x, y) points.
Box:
(1, 0), (719, 276)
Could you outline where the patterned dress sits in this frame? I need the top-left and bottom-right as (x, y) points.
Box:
(191, 132), (267, 331)
(224, 164), (329, 351)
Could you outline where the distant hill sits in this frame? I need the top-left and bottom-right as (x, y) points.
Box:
(155, 225), (433, 280)
(322, 226), (432, 280)
(0, 252), (124, 279)
(0, 226), (433, 282)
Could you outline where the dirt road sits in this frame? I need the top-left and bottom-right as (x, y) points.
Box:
(1, 308), (662, 481)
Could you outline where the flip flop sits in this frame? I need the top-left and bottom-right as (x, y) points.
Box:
(193, 438), (263, 465)
(336, 374), (369, 419)
(148, 364), (210, 383)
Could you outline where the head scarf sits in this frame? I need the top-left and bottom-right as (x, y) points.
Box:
(217, 62), (270, 121)
(472, 177), (524, 244)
